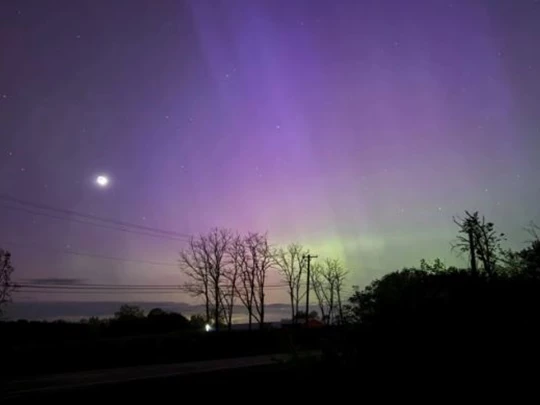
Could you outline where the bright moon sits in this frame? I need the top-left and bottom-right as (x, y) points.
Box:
(96, 175), (109, 187)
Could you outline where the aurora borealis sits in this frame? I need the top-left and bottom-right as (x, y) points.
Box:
(1, 0), (539, 314)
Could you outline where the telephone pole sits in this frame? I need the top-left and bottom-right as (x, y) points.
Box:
(303, 254), (318, 325)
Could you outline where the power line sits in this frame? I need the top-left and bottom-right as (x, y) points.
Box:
(14, 284), (186, 291)
(13, 289), (187, 295)
(1, 203), (188, 242)
(2, 240), (179, 268)
(0, 194), (192, 239)
(13, 282), (291, 290)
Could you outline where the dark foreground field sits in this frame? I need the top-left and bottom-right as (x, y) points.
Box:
(2, 358), (325, 403)
(3, 350), (538, 403)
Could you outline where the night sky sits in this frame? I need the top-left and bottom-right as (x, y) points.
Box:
(1, 0), (539, 312)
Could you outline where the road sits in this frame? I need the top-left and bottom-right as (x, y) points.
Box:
(2, 352), (319, 400)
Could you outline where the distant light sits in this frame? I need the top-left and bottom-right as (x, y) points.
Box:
(205, 324), (211, 332)
(96, 175), (109, 187)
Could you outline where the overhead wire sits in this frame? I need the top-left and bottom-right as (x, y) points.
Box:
(0, 194), (192, 239)
(0, 194), (357, 297)
(1, 203), (189, 242)
(1, 240), (179, 268)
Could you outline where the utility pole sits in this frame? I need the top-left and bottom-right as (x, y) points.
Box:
(303, 254), (318, 325)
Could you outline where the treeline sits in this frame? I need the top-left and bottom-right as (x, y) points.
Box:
(343, 212), (540, 332)
(179, 230), (348, 330)
(0, 305), (200, 345)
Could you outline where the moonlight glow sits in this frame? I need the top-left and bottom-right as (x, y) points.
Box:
(95, 175), (109, 187)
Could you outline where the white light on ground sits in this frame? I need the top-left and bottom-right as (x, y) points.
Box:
(205, 324), (211, 332)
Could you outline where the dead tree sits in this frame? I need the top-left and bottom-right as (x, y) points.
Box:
(275, 243), (307, 323)
(453, 211), (506, 277)
(0, 249), (14, 317)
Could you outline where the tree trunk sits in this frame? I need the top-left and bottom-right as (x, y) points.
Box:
(468, 228), (478, 276)
(289, 293), (295, 324)
(214, 284), (220, 332)
(259, 291), (265, 329)
(337, 289), (343, 325)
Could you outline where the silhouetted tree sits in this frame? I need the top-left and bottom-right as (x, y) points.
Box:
(419, 257), (451, 273)
(114, 304), (145, 320)
(327, 259), (348, 324)
(503, 222), (540, 278)
(230, 234), (254, 329)
(221, 233), (243, 331)
(180, 236), (211, 323)
(147, 308), (167, 318)
(453, 211), (506, 277)
(275, 243), (307, 323)
(0, 249), (15, 317)
(180, 228), (233, 331)
(190, 314), (207, 329)
(147, 309), (189, 331)
(310, 259), (348, 325)
(295, 310), (319, 321)
(244, 232), (273, 329)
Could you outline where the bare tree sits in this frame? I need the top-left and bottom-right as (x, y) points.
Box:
(230, 234), (255, 329)
(310, 263), (329, 323)
(180, 237), (211, 323)
(179, 228), (232, 331)
(244, 232), (273, 329)
(0, 249), (15, 317)
(310, 259), (348, 325)
(328, 259), (348, 324)
(453, 211), (506, 277)
(221, 233), (242, 330)
(275, 243), (307, 323)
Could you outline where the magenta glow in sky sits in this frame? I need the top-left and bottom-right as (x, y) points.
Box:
(1, 0), (539, 308)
